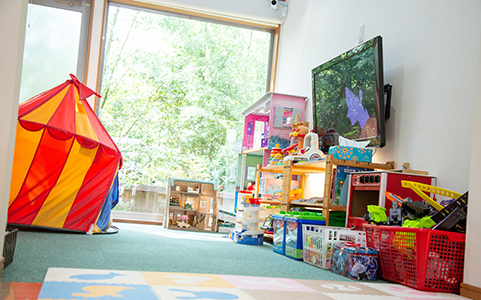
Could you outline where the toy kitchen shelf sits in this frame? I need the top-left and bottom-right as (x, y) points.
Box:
(163, 178), (218, 232)
(255, 155), (395, 225)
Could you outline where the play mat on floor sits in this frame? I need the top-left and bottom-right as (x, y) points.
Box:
(37, 267), (468, 300)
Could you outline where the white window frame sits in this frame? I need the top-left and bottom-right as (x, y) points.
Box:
(28, 0), (92, 81)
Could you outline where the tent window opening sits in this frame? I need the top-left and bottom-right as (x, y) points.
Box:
(98, 2), (274, 217)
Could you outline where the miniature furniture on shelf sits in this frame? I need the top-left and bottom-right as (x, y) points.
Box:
(163, 178), (218, 232)
(254, 155), (395, 226)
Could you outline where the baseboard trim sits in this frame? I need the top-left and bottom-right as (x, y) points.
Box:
(461, 282), (481, 299)
(112, 218), (163, 226)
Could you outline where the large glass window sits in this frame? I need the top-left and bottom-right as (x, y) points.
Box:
(19, 0), (91, 103)
(99, 3), (274, 215)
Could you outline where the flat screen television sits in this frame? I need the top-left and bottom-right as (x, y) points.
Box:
(312, 36), (388, 152)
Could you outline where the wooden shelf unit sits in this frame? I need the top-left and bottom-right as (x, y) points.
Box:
(255, 155), (395, 225)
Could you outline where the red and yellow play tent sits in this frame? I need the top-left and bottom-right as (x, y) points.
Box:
(8, 74), (122, 233)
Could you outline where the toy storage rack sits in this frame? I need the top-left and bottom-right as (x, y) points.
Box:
(362, 224), (466, 293)
(302, 225), (366, 269)
(255, 155), (395, 225)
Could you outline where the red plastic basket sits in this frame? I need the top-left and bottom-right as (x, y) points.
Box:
(347, 216), (367, 230)
(362, 224), (465, 293)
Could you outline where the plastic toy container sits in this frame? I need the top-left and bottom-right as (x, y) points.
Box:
(302, 225), (366, 269)
(362, 224), (466, 293)
(332, 241), (379, 281)
(272, 211), (290, 255)
(328, 211), (346, 227)
(285, 212), (325, 260)
(346, 216), (367, 230)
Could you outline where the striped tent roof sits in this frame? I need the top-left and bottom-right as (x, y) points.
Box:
(8, 74), (122, 232)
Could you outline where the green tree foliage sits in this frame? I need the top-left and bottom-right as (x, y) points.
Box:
(99, 5), (271, 190)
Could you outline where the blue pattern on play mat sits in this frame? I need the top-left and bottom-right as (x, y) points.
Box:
(38, 281), (158, 300)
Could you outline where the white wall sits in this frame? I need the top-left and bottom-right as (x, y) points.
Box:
(465, 34), (481, 288)
(276, 0), (481, 287)
(276, 0), (481, 195)
(0, 0), (27, 254)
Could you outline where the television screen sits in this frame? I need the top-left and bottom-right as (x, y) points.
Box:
(312, 36), (385, 152)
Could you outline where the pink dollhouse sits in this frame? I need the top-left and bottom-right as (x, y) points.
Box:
(241, 92), (308, 167)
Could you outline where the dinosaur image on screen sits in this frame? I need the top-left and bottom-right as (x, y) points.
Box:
(345, 87), (370, 130)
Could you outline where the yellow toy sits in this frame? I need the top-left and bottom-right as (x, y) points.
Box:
(290, 188), (302, 201)
(401, 181), (461, 211)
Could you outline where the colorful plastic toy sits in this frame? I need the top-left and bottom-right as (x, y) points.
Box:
(401, 181), (467, 231)
(363, 205), (387, 225)
(289, 188), (302, 201)
(284, 132), (325, 162)
(232, 197), (265, 245)
(268, 144), (283, 166)
(291, 123), (309, 151)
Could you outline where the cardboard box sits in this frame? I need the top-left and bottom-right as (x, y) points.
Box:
(328, 146), (373, 162)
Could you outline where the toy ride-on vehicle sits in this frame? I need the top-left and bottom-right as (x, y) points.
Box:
(284, 132), (325, 162)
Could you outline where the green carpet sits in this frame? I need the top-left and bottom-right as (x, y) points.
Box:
(1, 223), (354, 283)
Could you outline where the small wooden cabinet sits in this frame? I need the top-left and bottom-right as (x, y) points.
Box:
(163, 178), (218, 231)
(255, 155), (395, 225)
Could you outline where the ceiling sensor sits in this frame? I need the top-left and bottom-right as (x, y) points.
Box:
(271, 0), (278, 10)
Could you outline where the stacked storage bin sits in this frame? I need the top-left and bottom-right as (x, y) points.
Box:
(272, 211), (293, 255)
(328, 211), (347, 227)
(285, 212), (325, 260)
